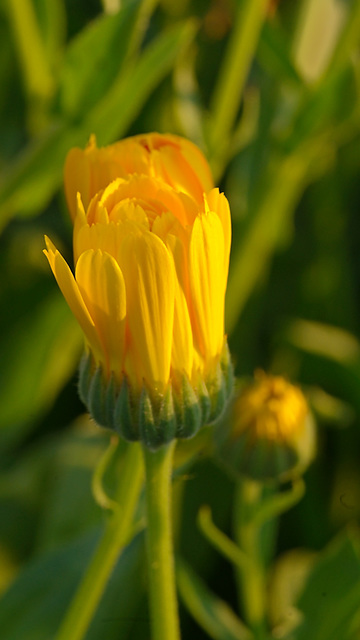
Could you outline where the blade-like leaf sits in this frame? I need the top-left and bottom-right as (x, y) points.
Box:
(177, 557), (253, 640)
(33, 0), (66, 68)
(0, 531), (145, 640)
(289, 530), (360, 640)
(86, 20), (196, 143)
(58, 2), (141, 118)
(257, 20), (303, 85)
(0, 287), (81, 451)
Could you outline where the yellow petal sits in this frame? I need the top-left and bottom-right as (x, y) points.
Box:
(110, 201), (149, 228)
(100, 175), (192, 228)
(75, 249), (127, 378)
(87, 191), (106, 225)
(132, 132), (214, 202)
(64, 136), (125, 222)
(153, 144), (210, 205)
(112, 137), (151, 175)
(171, 285), (194, 380)
(64, 133), (215, 221)
(205, 188), (231, 281)
(118, 230), (175, 391)
(174, 134), (214, 194)
(43, 237), (103, 363)
(166, 234), (194, 380)
(99, 178), (125, 214)
(188, 211), (225, 361)
(152, 216), (194, 377)
(152, 211), (186, 245)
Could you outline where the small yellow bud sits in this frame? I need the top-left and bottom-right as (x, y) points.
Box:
(215, 371), (315, 482)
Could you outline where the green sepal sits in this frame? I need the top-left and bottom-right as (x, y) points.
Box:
(78, 352), (92, 406)
(88, 366), (108, 427)
(217, 427), (300, 483)
(114, 377), (138, 441)
(157, 385), (177, 445)
(208, 362), (227, 423)
(198, 378), (211, 426)
(221, 342), (234, 397)
(273, 443), (298, 479)
(137, 385), (177, 450)
(244, 437), (273, 479)
(105, 373), (117, 430)
(244, 438), (298, 481)
(139, 386), (158, 450)
(175, 374), (202, 439)
(77, 339), (234, 450)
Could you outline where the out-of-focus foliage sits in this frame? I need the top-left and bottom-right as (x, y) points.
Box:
(1, 0), (360, 638)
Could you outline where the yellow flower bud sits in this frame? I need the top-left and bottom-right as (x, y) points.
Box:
(215, 371), (315, 481)
(45, 134), (232, 449)
(64, 132), (214, 221)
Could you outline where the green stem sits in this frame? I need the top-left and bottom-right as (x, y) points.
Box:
(208, 0), (268, 175)
(142, 442), (180, 640)
(197, 505), (250, 572)
(55, 441), (143, 640)
(233, 479), (268, 640)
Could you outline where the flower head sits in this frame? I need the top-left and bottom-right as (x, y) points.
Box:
(45, 134), (232, 449)
(64, 132), (214, 221)
(215, 371), (315, 481)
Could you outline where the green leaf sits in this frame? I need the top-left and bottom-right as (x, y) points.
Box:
(283, 319), (360, 414)
(257, 20), (303, 86)
(287, 64), (358, 152)
(0, 1), (142, 226)
(225, 142), (320, 335)
(207, 0), (269, 168)
(0, 422), (107, 561)
(0, 285), (82, 451)
(0, 123), (85, 228)
(6, 0), (54, 105)
(327, 1), (360, 75)
(0, 531), (145, 640)
(34, 427), (108, 553)
(86, 19), (196, 143)
(290, 530), (360, 640)
(177, 557), (253, 640)
(33, 0), (66, 68)
(58, 2), (140, 118)
(86, 535), (146, 640)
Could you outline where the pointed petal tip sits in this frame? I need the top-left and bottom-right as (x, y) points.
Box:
(44, 235), (59, 256)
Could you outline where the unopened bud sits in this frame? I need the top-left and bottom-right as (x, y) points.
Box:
(215, 371), (315, 482)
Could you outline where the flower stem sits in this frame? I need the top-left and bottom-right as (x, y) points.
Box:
(142, 441), (181, 640)
(55, 441), (143, 640)
(233, 479), (268, 640)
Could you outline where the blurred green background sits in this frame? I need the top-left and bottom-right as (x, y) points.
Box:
(1, 0), (360, 638)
